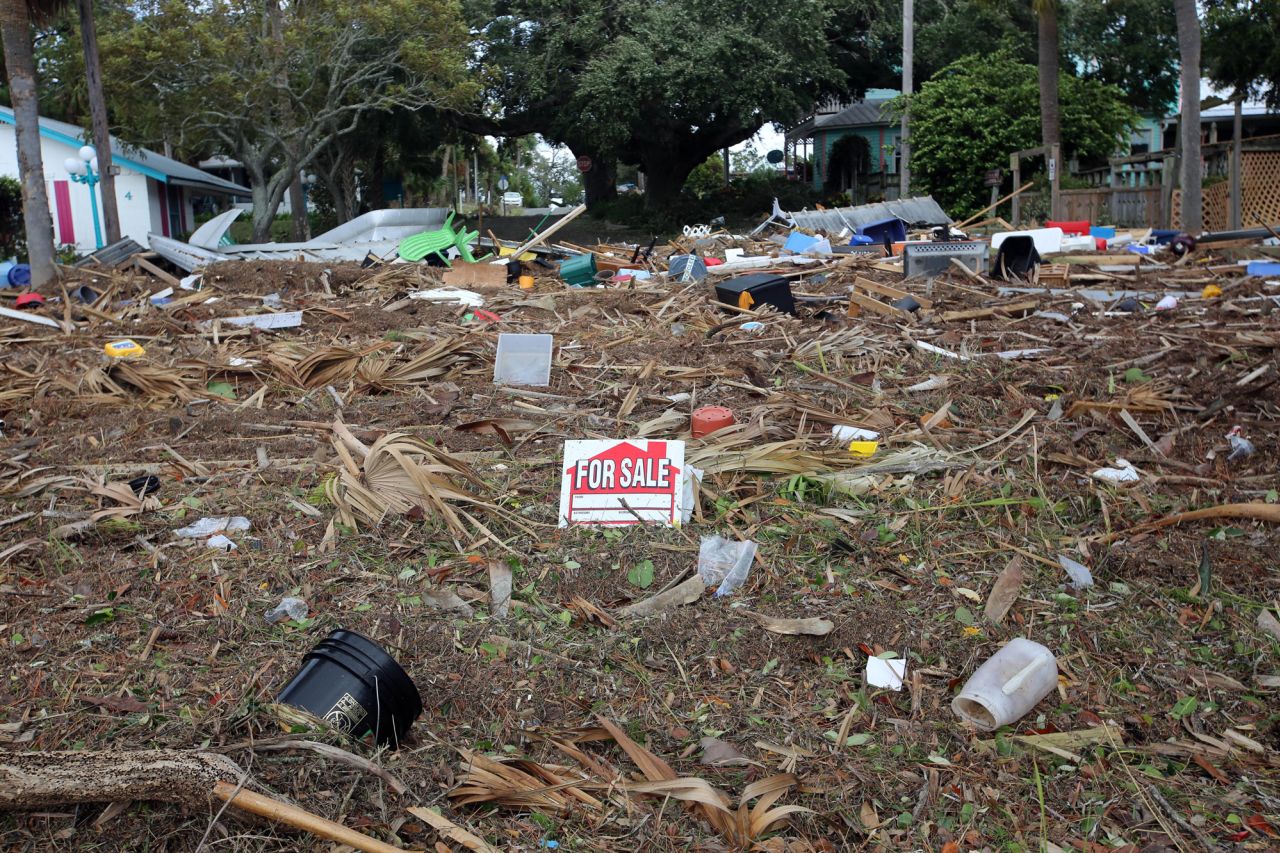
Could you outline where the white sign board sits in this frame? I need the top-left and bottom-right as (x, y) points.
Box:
(559, 439), (685, 527)
(217, 311), (304, 330)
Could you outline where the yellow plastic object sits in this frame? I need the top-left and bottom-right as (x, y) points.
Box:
(738, 291), (755, 310)
(104, 339), (145, 359)
(498, 245), (537, 262)
(848, 439), (879, 458)
(518, 275), (535, 290)
(1201, 284), (1222, 299)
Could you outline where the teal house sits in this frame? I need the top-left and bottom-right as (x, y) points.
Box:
(785, 89), (903, 200)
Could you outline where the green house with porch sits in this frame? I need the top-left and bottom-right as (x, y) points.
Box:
(785, 89), (903, 201)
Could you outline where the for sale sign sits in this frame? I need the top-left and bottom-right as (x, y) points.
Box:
(559, 439), (685, 527)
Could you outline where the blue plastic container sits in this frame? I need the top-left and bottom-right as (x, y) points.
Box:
(0, 261), (14, 288)
(1150, 229), (1179, 245)
(7, 264), (31, 287)
(783, 231), (819, 254)
(1246, 261), (1280, 277)
(1089, 226), (1116, 239)
(848, 234), (875, 246)
(857, 217), (907, 246)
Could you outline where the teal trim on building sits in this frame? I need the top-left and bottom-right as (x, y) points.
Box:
(0, 108), (168, 183)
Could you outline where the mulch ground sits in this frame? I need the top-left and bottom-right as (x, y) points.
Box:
(1, 233), (1278, 853)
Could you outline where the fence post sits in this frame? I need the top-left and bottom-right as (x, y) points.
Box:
(1010, 154), (1021, 227)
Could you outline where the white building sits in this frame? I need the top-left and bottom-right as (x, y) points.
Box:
(1, 106), (250, 255)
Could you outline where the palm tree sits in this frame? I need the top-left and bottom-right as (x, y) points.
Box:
(77, 0), (121, 245)
(1172, 0), (1202, 233)
(0, 0), (65, 286)
(1034, 0), (1060, 154)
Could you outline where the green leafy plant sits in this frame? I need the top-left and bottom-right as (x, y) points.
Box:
(627, 559), (654, 589)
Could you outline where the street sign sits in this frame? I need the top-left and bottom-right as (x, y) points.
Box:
(576, 155), (592, 173)
(497, 175), (509, 191)
(559, 439), (685, 527)
(983, 168), (1003, 187)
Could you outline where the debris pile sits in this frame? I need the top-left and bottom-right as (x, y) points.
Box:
(2, 200), (1279, 850)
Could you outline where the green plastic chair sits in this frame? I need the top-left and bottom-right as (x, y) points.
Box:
(398, 212), (457, 263)
(398, 213), (489, 266)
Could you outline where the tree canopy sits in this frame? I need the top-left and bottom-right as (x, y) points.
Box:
(460, 0), (881, 207)
(1203, 0), (1280, 107)
(40, 0), (476, 239)
(896, 49), (1137, 215)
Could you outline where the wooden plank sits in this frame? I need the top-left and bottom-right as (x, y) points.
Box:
(847, 290), (911, 320)
(940, 299), (1039, 323)
(854, 276), (933, 308)
(133, 255), (180, 287)
(1054, 254), (1142, 266)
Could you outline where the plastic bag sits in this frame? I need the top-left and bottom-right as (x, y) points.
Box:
(697, 535), (757, 597)
(265, 597), (308, 624)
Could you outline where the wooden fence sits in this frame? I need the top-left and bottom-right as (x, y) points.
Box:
(1060, 187), (1164, 228)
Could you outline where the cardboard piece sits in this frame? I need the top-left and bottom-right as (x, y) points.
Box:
(442, 261), (508, 290)
(559, 439), (685, 527)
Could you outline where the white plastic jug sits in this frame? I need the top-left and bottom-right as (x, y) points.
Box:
(952, 638), (1058, 731)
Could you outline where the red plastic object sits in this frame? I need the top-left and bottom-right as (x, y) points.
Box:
(13, 293), (45, 308)
(1045, 220), (1090, 236)
(1095, 237), (1108, 251)
(704, 257), (723, 267)
(691, 406), (735, 438)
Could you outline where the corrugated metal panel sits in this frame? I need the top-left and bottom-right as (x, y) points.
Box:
(72, 238), (146, 268)
(149, 234), (231, 272)
(787, 196), (952, 232)
(312, 208), (449, 243)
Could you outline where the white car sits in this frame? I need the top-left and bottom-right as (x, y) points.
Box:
(501, 191), (523, 207)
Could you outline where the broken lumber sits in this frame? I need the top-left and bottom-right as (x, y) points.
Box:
(854, 276), (933, 308)
(940, 299), (1038, 323)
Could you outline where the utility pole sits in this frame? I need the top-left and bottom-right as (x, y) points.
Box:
(77, 0), (120, 245)
(899, 0), (913, 198)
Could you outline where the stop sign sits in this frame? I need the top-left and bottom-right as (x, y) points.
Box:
(576, 155), (592, 173)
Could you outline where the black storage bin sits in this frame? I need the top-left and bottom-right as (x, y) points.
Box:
(714, 273), (796, 315)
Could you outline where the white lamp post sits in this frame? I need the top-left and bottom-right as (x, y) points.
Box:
(64, 145), (104, 249)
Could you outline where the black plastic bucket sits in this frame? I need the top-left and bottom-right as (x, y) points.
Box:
(277, 630), (422, 747)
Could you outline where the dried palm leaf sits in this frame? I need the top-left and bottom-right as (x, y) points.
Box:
(593, 716), (736, 837)
(688, 432), (858, 477)
(79, 362), (204, 403)
(451, 750), (604, 811)
(357, 335), (485, 391)
(86, 479), (162, 522)
(731, 773), (814, 844)
(324, 420), (519, 543)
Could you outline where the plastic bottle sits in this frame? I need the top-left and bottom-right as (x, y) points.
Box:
(951, 638), (1058, 731)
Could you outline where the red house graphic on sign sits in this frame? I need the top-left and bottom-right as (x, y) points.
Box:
(562, 440), (682, 526)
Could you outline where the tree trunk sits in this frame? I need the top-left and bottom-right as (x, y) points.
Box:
(0, 0), (57, 285)
(0, 749), (243, 810)
(1173, 0), (1202, 233)
(366, 145), (386, 211)
(289, 176), (309, 240)
(639, 153), (700, 210)
(78, 0), (121, 245)
(1036, 1), (1061, 152)
(568, 144), (615, 209)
